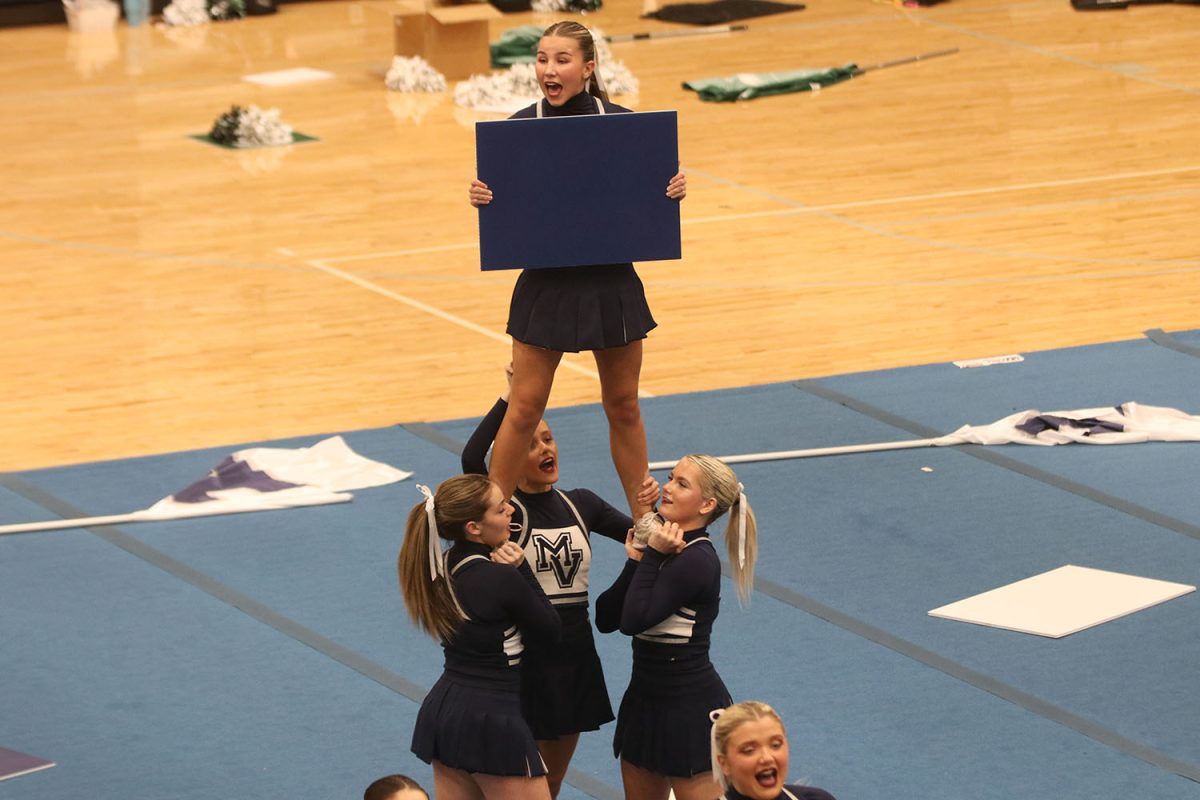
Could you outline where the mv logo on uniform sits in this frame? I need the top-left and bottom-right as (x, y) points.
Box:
(532, 531), (583, 589)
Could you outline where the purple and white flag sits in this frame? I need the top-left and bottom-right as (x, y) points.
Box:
(0, 436), (412, 535)
(138, 436), (412, 521)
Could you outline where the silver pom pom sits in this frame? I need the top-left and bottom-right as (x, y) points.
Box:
(632, 512), (663, 550)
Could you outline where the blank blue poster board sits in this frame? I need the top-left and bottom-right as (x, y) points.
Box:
(475, 110), (681, 271)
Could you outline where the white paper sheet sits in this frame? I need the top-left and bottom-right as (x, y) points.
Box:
(242, 67), (335, 86)
(929, 565), (1195, 638)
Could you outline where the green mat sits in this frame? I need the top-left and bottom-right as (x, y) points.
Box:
(188, 132), (319, 149)
(682, 64), (859, 101)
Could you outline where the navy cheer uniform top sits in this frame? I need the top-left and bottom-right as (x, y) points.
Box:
(596, 528), (722, 681)
(440, 540), (561, 682)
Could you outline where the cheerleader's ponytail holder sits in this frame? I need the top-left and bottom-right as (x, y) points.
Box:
(588, 29), (608, 96)
(709, 708), (730, 790)
(736, 482), (748, 569)
(417, 484), (445, 581)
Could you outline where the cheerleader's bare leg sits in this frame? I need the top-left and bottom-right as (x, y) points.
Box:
(593, 340), (652, 518)
(432, 761), (485, 800)
(473, 773), (553, 800)
(490, 341), (562, 499)
(669, 772), (723, 800)
(537, 733), (580, 798)
(619, 759), (672, 800)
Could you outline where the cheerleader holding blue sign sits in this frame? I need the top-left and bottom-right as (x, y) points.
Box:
(398, 474), (561, 800)
(596, 455), (758, 800)
(469, 20), (686, 522)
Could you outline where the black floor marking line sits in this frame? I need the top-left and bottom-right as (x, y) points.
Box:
(0, 474), (621, 800)
(1145, 328), (1200, 359)
(720, 561), (1200, 785)
(401, 422), (466, 457)
(793, 380), (1200, 543)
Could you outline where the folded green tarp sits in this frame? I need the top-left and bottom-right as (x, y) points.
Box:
(490, 25), (543, 68)
(682, 64), (859, 101)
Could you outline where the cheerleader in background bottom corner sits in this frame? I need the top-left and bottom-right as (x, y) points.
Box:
(398, 473), (561, 800)
(363, 774), (429, 800)
(596, 454), (759, 800)
(710, 700), (838, 800)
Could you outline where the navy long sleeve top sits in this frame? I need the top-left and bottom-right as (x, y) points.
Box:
(595, 528), (721, 675)
(443, 540), (561, 683)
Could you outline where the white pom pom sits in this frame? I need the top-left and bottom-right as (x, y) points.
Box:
(454, 63), (541, 111)
(632, 512), (663, 550)
(384, 56), (447, 93)
(161, 0), (208, 26)
(234, 104), (293, 147)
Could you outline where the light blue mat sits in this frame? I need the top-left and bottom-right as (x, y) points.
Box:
(4, 331), (1200, 799)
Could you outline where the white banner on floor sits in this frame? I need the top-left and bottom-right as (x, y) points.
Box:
(648, 402), (1200, 469)
(1, 436), (411, 536)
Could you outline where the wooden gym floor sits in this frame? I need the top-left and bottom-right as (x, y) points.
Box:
(0, 0), (1197, 472)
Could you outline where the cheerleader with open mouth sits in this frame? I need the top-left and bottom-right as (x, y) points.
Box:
(710, 701), (837, 800)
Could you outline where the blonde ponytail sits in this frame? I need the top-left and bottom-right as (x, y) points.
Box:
(680, 455), (758, 606)
(725, 489), (757, 606)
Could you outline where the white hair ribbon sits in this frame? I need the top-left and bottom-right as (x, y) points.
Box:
(709, 708), (729, 790)
(737, 482), (747, 569)
(417, 484), (443, 581)
(589, 30), (608, 96)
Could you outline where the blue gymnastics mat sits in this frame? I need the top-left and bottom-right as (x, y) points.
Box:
(3, 330), (1199, 799)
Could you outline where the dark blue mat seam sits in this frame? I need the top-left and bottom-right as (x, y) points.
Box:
(0, 474), (620, 800)
(401, 422), (466, 457)
(721, 561), (1200, 784)
(793, 380), (1200, 543)
(1145, 328), (1200, 358)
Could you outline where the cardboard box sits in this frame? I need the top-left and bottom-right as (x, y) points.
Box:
(394, 3), (500, 81)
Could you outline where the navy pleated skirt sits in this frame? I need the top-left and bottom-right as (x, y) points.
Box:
(612, 663), (731, 777)
(506, 263), (656, 353)
(520, 624), (615, 740)
(411, 672), (547, 777)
